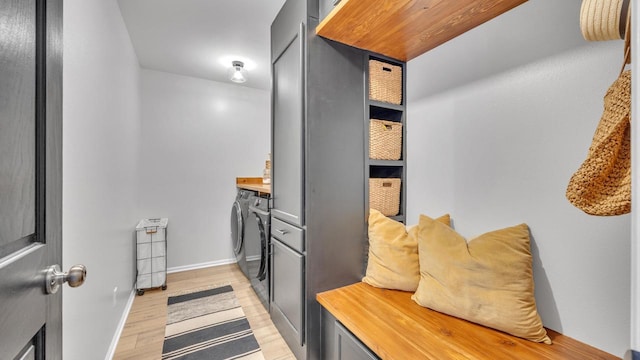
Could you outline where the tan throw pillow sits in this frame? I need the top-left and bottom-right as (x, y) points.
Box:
(411, 215), (551, 344)
(362, 209), (450, 292)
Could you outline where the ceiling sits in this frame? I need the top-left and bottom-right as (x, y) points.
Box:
(117, 0), (286, 90)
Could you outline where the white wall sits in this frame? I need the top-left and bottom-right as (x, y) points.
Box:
(407, 0), (629, 356)
(63, 0), (141, 359)
(139, 69), (270, 269)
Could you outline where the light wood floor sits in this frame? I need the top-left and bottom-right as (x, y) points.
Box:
(112, 264), (295, 360)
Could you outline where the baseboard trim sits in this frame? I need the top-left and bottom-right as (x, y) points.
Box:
(105, 288), (136, 360)
(167, 258), (236, 274)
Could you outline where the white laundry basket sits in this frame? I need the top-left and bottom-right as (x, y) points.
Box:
(135, 218), (168, 295)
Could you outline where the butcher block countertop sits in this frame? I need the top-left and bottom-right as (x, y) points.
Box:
(316, 0), (528, 61)
(236, 177), (270, 194)
(317, 282), (619, 360)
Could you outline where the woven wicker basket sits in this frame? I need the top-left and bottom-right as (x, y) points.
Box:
(369, 178), (401, 216)
(369, 60), (402, 105)
(370, 119), (402, 160)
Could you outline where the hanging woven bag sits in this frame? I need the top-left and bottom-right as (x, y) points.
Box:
(567, 4), (632, 216)
(566, 72), (631, 216)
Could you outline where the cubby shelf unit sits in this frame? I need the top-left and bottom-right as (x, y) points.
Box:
(364, 53), (407, 224)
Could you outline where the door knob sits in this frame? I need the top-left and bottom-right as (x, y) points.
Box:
(45, 264), (87, 294)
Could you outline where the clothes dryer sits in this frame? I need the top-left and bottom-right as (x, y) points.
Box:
(245, 194), (271, 310)
(231, 189), (255, 278)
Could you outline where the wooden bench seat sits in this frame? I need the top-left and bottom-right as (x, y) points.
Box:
(317, 282), (619, 360)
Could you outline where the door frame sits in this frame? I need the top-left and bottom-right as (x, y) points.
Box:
(43, 0), (64, 358)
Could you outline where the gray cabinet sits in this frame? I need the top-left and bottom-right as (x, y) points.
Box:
(272, 25), (304, 227)
(335, 323), (378, 360)
(320, 309), (379, 360)
(270, 0), (367, 359)
(270, 238), (305, 346)
(272, 217), (304, 252)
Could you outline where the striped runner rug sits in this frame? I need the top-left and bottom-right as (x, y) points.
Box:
(162, 285), (265, 360)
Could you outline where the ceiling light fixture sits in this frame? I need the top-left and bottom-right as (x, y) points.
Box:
(228, 60), (248, 83)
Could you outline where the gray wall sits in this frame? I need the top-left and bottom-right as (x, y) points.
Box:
(62, 2), (271, 358)
(406, 0), (630, 356)
(138, 69), (270, 269)
(63, 0), (141, 359)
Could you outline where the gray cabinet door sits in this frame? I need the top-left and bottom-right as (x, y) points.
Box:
(272, 25), (304, 227)
(335, 323), (378, 360)
(0, 0), (63, 359)
(271, 238), (305, 346)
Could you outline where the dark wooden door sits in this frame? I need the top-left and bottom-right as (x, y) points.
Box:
(0, 0), (63, 359)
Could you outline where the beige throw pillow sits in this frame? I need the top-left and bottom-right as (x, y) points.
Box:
(411, 215), (551, 344)
(362, 209), (450, 292)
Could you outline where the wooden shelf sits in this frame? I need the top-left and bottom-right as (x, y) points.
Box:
(316, 0), (528, 61)
(369, 100), (404, 111)
(370, 159), (403, 167)
(389, 215), (405, 223)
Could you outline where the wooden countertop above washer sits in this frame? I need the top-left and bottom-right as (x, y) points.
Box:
(236, 177), (271, 194)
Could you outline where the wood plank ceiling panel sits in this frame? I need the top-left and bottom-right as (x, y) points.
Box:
(316, 0), (528, 61)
